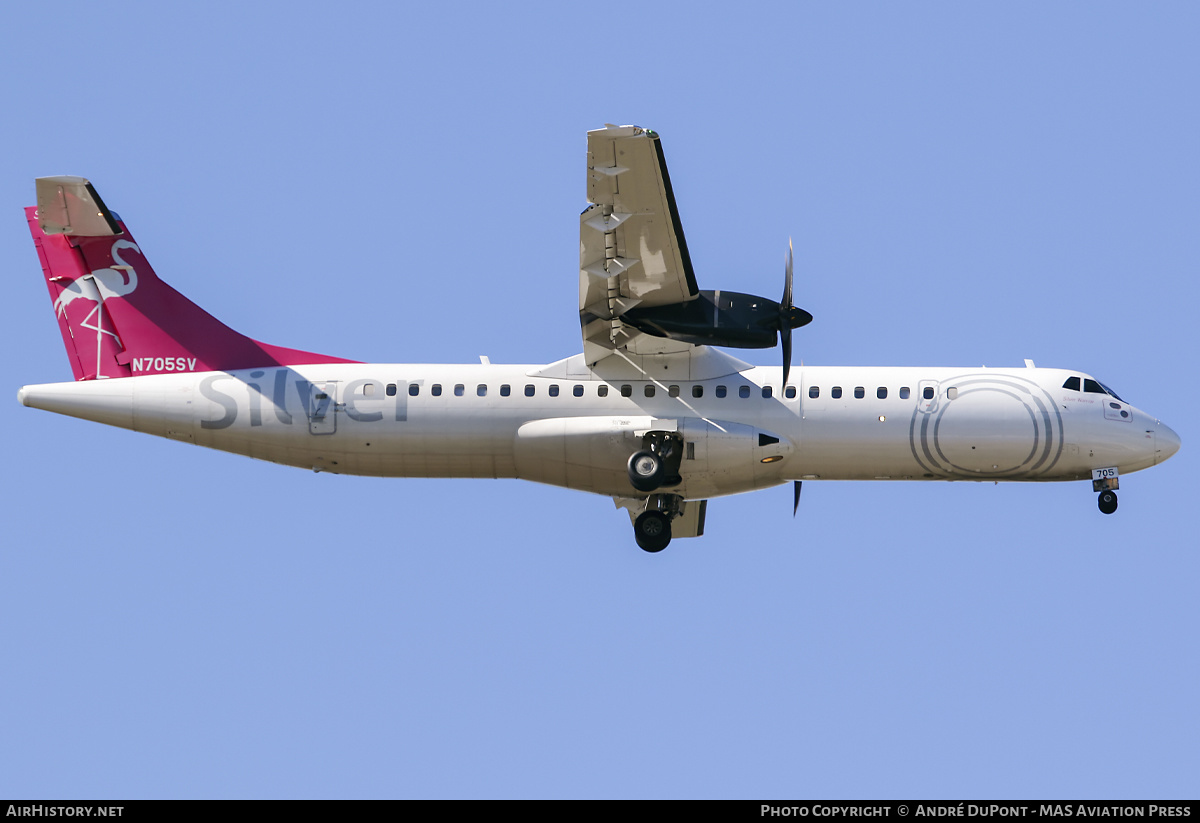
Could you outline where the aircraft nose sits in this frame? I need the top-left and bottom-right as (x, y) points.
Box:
(1156, 421), (1181, 464)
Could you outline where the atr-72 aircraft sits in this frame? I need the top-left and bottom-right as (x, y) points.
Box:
(18, 125), (1181, 551)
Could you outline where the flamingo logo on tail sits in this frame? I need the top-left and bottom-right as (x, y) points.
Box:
(52, 239), (141, 378)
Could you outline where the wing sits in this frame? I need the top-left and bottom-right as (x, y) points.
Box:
(579, 125), (699, 364)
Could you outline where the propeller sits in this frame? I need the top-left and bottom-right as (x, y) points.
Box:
(784, 242), (808, 524)
(778, 238), (812, 389)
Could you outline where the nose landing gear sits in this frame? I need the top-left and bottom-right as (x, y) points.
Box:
(1098, 490), (1118, 515)
(1092, 468), (1119, 515)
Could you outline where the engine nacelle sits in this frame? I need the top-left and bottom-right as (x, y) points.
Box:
(620, 290), (812, 349)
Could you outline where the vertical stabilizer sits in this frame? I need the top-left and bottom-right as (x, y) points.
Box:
(28, 177), (357, 380)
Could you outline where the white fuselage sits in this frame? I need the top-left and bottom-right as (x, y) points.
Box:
(18, 349), (1178, 501)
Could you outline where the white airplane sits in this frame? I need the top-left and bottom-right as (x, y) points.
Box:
(18, 125), (1180, 552)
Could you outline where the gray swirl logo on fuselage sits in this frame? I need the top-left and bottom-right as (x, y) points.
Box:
(908, 373), (1063, 479)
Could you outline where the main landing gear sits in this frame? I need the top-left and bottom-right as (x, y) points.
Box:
(634, 509), (671, 553)
(626, 431), (687, 552)
(627, 451), (664, 492)
(632, 493), (684, 553)
(626, 431), (683, 493)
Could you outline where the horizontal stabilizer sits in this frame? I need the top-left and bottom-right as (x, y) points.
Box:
(36, 176), (121, 237)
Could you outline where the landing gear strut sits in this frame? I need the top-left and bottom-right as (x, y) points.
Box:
(1098, 490), (1118, 515)
(632, 493), (684, 553)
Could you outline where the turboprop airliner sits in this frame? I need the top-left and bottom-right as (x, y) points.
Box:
(18, 125), (1181, 551)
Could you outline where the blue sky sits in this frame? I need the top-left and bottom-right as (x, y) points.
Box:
(1, 2), (1195, 799)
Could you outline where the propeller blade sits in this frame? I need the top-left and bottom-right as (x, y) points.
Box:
(793, 480), (803, 516)
(780, 239), (794, 389)
(781, 326), (792, 390)
(782, 238), (794, 310)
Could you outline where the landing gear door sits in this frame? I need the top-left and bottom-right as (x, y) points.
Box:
(308, 381), (338, 435)
(917, 380), (939, 413)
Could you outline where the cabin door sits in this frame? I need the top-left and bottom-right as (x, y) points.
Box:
(307, 381), (339, 435)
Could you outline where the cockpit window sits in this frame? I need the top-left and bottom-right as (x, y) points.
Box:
(1075, 379), (1128, 405)
(1064, 374), (1124, 401)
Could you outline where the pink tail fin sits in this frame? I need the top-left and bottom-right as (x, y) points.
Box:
(28, 177), (356, 380)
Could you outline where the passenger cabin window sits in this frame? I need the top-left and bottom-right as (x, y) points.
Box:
(877, 387), (887, 399)
(832, 386), (843, 399)
(386, 383), (397, 397)
(549, 385), (559, 397)
(409, 384), (420, 396)
(739, 386), (751, 399)
(947, 387), (958, 400)
(669, 385), (680, 398)
(854, 387), (865, 399)
(762, 386), (773, 398)
(716, 386), (728, 398)
(363, 384), (375, 396)
(900, 386), (910, 399)
(644, 385), (655, 398)
(431, 384), (442, 397)
(453, 384), (464, 397)
(809, 386), (819, 399)
(524, 384), (535, 397)
(785, 386), (796, 399)
(1062, 376), (1081, 391)
(621, 385), (632, 398)
(922, 386), (934, 400)
(477, 384), (487, 397)
(598, 385), (609, 398)
(573, 384), (584, 397)
(692, 385), (704, 398)
(500, 384), (511, 397)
